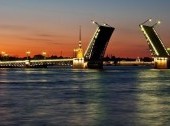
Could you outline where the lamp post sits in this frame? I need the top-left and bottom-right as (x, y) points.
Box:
(1, 51), (6, 61)
(152, 21), (161, 28)
(4, 53), (8, 61)
(103, 23), (112, 28)
(140, 18), (152, 25)
(73, 49), (76, 58)
(91, 20), (100, 26)
(26, 51), (30, 60)
(1, 51), (5, 57)
(42, 51), (47, 59)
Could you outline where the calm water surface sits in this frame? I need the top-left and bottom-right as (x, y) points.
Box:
(0, 66), (169, 126)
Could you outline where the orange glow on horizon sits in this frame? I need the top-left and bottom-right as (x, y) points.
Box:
(0, 22), (168, 59)
(0, 1), (170, 59)
(0, 31), (152, 58)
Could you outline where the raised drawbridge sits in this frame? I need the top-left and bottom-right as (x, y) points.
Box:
(73, 21), (114, 69)
(140, 19), (170, 69)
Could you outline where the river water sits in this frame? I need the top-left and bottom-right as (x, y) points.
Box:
(0, 66), (169, 126)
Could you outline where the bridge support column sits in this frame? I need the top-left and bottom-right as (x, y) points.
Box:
(154, 57), (170, 69)
(87, 61), (103, 69)
(25, 60), (31, 67)
(73, 58), (87, 69)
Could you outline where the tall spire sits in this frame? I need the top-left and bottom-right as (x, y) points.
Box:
(79, 25), (82, 48)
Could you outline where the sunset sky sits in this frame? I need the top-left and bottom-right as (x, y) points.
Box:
(0, 0), (170, 58)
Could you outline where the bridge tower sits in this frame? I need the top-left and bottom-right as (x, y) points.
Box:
(140, 19), (170, 69)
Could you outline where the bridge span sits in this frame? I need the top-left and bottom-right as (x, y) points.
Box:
(73, 21), (114, 69)
(0, 59), (73, 68)
(140, 19), (170, 69)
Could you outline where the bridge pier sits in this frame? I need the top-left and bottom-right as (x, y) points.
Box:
(154, 57), (170, 69)
(87, 61), (103, 69)
(73, 58), (87, 69)
(72, 59), (104, 69)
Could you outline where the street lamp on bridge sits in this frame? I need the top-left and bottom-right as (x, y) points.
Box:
(26, 51), (31, 60)
(140, 18), (152, 25)
(103, 23), (112, 27)
(91, 20), (100, 26)
(42, 51), (47, 59)
(152, 21), (161, 28)
(1, 51), (6, 60)
(1, 51), (5, 56)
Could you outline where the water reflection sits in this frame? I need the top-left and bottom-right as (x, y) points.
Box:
(0, 67), (170, 125)
(136, 69), (170, 126)
(58, 69), (104, 125)
(0, 69), (104, 125)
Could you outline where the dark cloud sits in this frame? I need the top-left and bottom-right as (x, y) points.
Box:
(37, 34), (54, 37)
(36, 33), (71, 39)
(0, 24), (27, 31)
(0, 25), (71, 45)
(19, 37), (61, 45)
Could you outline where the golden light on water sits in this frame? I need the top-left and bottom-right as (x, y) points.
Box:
(136, 70), (170, 125)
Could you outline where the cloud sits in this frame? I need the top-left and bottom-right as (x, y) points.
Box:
(0, 24), (27, 31)
(37, 34), (54, 37)
(19, 36), (61, 45)
(0, 25), (73, 46)
(36, 33), (72, 39)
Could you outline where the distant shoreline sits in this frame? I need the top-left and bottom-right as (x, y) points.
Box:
(104, 61), (154, 66)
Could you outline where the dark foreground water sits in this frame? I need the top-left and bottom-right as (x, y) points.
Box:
(0, 66), (169, 126)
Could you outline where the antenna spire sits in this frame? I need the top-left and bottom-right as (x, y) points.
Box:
(79, 25), (82, 48)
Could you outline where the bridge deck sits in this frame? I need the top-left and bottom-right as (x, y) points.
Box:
(84, 26), (114, 61)
(140, 25), (169, 57)
(0, 59), (73, 68)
